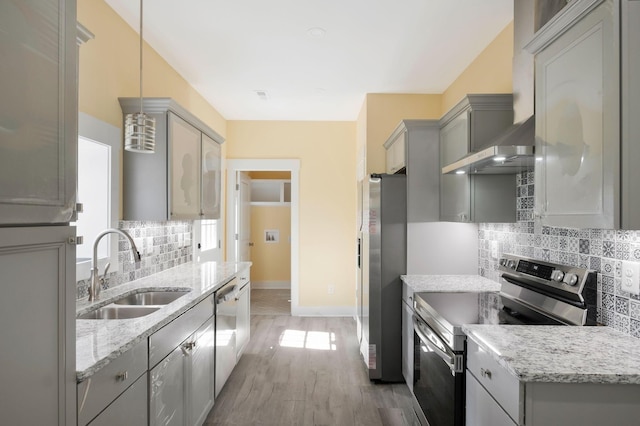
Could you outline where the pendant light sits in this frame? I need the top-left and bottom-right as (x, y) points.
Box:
(124, 0), (155, 153)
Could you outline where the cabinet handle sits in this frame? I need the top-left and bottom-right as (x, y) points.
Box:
(115, 371), (129, 382)
(480, 368), (492, 379)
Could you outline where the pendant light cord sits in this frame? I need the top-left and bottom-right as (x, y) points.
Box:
(139, 0), (144, 113)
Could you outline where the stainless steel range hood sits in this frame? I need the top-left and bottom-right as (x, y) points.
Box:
(442, 1), (537, 176)
(442, 116), (535, 175)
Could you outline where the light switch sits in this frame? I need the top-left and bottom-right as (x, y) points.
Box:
(621, 261), (640, 295)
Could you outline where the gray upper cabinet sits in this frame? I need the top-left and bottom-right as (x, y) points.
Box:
(526, 0), (639, 229)
(384, 120), (441, 223)
(439, 95), (516, 222)
(119, 98), (224, 221)
(0, 0), (78, 224)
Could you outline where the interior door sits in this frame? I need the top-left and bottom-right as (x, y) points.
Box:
(237, 172), (252, 262)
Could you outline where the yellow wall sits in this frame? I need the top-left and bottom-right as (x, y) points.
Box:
(364, 94), (441, 174)
(226, 121), (356, 307)
(441, 22), (514, 114)
(77, 0), (226, 136)
(250, 206), (291, 283)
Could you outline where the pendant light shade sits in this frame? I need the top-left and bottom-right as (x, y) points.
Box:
(124, 0), (155, 153)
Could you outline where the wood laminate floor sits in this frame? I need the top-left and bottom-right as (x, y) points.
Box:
(205, 315), (419, 426)
(251, 289), (291, 316)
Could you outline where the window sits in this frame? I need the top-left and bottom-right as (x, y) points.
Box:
(73, 113), (120, 280)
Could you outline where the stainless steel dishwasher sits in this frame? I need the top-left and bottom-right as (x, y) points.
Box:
(215, 277), (238, 397)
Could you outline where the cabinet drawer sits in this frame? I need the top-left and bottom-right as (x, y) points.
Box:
(87, 372), (148, 426)
(149, 294), (214, 368)
(466, 371), (517, 426)
(77, 339), (148, 426)
(466, 339), (521, 422)
(237, 268), (250, 289)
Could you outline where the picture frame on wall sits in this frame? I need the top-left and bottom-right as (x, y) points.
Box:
(265, 229), (279, 243)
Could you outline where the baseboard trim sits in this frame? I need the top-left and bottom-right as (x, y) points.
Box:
(291, 305), (356, 317)
(252, 281), (291, 290)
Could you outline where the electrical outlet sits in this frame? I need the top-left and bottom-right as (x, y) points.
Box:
(328, 285), (335, 295)
(621, 261), (640, 295)
(491, 241), (499, 260)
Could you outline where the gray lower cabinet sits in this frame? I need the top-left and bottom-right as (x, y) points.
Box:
(466, 339), (640, 425)
(78, 339), (148, 425)
(439, 95), (516, 223)
(0, 0), (78, 224)
(465, 371), (516, 426)
(149, 317), (215, 426)
(0, 227), (76, 425)
(119, 98), (224, 221)
(526, 0), (640, 229)
(149, 294), (215, 426)
(236, 279), (251, 360)
(189, 318), (215, 426)
(401, 284), (414, 392)
(88, 373), (148, 426)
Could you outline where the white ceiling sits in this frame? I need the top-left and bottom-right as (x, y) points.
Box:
(104, 0), (513, 121)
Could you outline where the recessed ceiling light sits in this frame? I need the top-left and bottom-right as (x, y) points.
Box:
(255, 90), (269, 100)
(307, 27), (326, 38)
(455, 170), (466, 175)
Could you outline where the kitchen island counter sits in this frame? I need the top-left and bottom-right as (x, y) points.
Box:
(463, 324), (640, 384)
(76, 261), (251, 382)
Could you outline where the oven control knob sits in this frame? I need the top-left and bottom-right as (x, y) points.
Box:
(551, 270), (565, 282)
(563, 273), (579, 286)
(507, 260), (517, 270)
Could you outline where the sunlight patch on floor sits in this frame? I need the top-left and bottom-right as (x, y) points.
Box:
(278, 329), (336, 350)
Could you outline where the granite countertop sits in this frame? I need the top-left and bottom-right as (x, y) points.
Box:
(76, 261), (251, 382)
(401, 274), (501, 293)
(463, 324), (640, 384)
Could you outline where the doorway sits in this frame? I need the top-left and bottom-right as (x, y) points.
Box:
(226, 159), (300, 316)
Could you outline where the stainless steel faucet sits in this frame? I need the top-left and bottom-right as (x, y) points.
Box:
(89, 228), (142, 302)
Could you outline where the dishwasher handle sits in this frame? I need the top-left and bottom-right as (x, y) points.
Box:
(216, 284), (238, 304)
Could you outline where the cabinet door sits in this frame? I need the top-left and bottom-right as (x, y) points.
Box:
(150, 345), (187, 426)
(401, 300), (414, 392)
(236, 282), (251, 360)
(0, 0), (77, 224)
(201, 134), (221, 219)
(440, 112), (471, 222)
(534, 1), (618, 228)
(386, 131), (406, 174)
(189, 318), (215, 426)
(0, 226), (75, 425)
(88, 373), (148, 426)
(466, 371), (517, 426)
(169, 112), (202, 220)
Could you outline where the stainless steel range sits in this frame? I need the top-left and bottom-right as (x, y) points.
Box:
(411, 254), (597, 426)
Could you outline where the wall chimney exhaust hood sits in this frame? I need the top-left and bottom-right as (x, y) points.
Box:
(442, 116), (535, 175)
(442, 1), (538, 176)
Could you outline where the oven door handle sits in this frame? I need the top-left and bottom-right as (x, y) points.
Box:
(413, 316), (462, 374)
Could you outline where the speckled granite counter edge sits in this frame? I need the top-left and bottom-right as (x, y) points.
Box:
(462, 324), (640, 385)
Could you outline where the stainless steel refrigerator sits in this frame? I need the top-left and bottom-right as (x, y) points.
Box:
(357, 173), (406, 382)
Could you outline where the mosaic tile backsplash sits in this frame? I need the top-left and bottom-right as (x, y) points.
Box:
(76, 221), (192, 300)
(479, 171), (640, 338)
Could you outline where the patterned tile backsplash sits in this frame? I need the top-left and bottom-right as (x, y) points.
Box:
(76, 221), (192, 300)
(479, 171), (640, 338)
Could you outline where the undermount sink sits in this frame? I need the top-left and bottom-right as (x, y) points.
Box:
(112, 290), (191, 306)
(78, 305), (160, 320)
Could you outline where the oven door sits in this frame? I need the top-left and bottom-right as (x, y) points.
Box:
(413, 315), (465, 426)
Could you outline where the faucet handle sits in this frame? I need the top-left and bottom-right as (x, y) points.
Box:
(102, 262), (111, 279)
